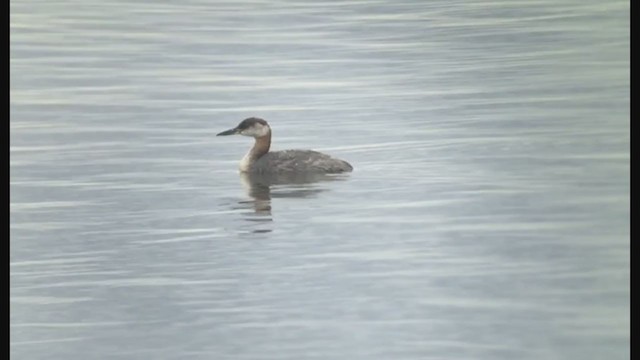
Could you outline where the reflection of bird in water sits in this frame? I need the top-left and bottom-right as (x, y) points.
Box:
(240, 171), (347, 201)
(217, 117), (353, 174)
(235, 172), (350, 233)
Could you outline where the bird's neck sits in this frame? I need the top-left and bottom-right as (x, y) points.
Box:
(239, 132), (271, 172)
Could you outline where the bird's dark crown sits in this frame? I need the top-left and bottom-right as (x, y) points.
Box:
(237, 117), (269, 130)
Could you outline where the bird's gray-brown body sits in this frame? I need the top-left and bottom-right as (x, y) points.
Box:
(248, 149), (353, 174)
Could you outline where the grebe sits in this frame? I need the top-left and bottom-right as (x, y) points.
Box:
(217, 117), (353, 174)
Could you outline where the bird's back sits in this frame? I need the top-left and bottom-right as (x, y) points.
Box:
(251, 150), (353, 174)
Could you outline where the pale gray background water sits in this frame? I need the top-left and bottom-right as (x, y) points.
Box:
(10, 0), (629, 359)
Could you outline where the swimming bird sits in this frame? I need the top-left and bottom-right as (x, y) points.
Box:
(217, 117), (353, 174)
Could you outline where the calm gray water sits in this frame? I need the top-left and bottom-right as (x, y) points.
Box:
(10, 0), (629, 359)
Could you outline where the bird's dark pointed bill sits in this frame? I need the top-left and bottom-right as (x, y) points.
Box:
(217, 128), (238, 136)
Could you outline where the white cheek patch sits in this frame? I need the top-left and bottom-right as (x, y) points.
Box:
(241, 124), (269, 137)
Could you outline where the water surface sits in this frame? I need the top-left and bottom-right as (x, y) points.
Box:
(11, 0), (629, 359)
